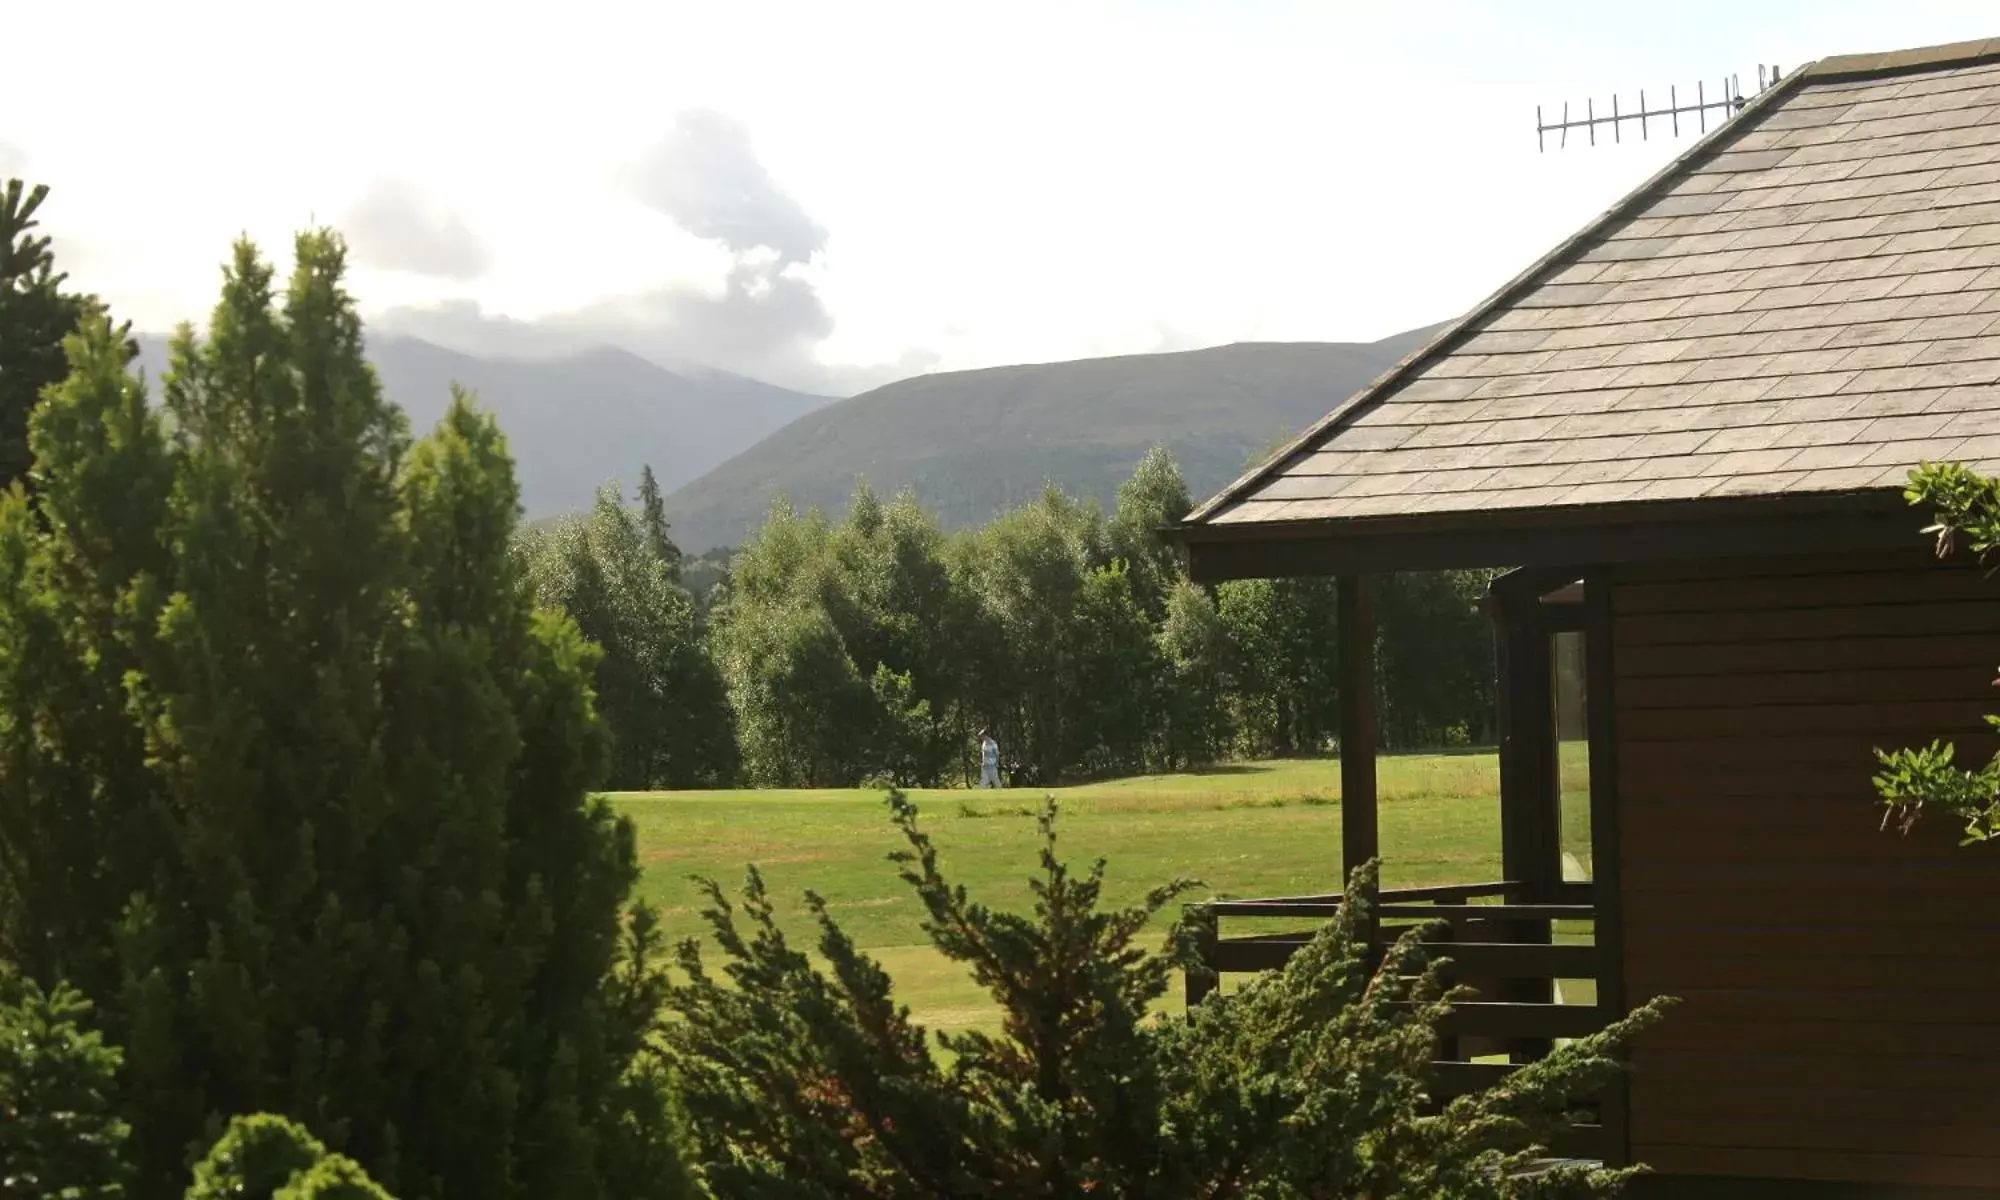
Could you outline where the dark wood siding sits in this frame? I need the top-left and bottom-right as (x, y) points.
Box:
(1613, 548), (2000, 1190)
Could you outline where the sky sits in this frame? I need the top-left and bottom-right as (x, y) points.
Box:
(9, 0), (2000, 395)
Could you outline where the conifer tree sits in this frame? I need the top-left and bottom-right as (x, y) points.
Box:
(664, 792), (1670, 1197)
(0, 964), (130, 1199)
(0, 233), (688, 1199)
(635, 463), (684, 580)
(186, 1114), (390, 1199)
(0, 179), (118, 492)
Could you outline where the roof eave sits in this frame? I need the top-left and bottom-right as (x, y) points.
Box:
(1172, 488), (1927, 580)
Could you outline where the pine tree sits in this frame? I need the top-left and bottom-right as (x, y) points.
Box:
(635, 463), (683, 580)
(0, 233), (689, 1199)
(0, 964), (131, 1199)
(0, 179), (117, 492)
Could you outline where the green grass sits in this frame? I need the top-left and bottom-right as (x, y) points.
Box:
(611, 749), (1590, 1034)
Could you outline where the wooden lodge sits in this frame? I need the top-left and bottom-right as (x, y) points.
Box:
(1171, 38), (2000, 1197)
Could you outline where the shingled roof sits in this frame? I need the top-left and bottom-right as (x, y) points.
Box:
(1185, 37), (2000, 534)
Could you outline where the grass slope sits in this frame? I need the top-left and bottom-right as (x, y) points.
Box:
(613, 749), (1589, 1033)
(660, 327), (1448, 552)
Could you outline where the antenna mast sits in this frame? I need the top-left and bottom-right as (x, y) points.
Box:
(1537, 64), (1783, 151)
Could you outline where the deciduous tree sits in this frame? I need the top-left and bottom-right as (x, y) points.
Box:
(520, 480), (737, 789)
(1875, 462), (2000, 841)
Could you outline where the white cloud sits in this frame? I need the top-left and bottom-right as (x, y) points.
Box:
(343, 178), (491, 281)
(8, 0), (2000, 390)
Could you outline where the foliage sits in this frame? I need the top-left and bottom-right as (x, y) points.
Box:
(185, 1114), (391, 1199)
(0, 179), (123, 494)
(636, 464), (685, 579)
(0, 234), (691, 1198)
(710, 447), (1501, 787)
(1107, 444), (1193, 619)
(519, 476), (737, 788)
(1874, 461), (2000, 842)
(1215, 576), (1344, 757)
(1067, 560), (1163, 776)
(1376, 569), (1499, 748)
(1154, 580), (1234, 769)
(715, 484), (971, 787)
(663, 791), (1669, 1198)
(0, 963), (130, 1199)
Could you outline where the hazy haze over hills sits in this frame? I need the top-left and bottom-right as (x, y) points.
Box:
(132, 333), (834, 515)
(127, 323), (1444, 545)
(662, 323), (1447, 553)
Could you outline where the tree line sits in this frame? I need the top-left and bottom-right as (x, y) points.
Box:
(528, 448), (1500, 791)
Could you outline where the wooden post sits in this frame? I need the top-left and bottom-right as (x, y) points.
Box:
(1185, 905), (1219, 1007)
(1338, 574), (1379, 882)
(1584, 567), (1631, 1166)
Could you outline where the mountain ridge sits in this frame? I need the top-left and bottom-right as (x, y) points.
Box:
(661, 323), (1448, 552)
(130, 332), (836, 516)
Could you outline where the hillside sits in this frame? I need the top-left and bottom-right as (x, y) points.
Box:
(663, 325), (1445, 552)
(131, 333), (834, 516)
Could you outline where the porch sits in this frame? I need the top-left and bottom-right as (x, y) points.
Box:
(1180, 567), (1627, 1163)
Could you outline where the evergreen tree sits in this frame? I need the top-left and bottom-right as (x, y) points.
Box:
(186, 1114), (390, 1199)
(0, 234), (689, 1199)
(634, 463), (683, 580)
(0, 179), (118, 493)
(664, 792), (1670, 1196)
(0, 964), (130, 1199)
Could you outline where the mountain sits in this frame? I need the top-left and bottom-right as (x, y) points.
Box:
(129, 333), (835, 516)
(662, 325), (1446, 553)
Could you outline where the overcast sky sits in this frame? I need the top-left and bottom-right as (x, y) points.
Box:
(9, 1), (2000, 394)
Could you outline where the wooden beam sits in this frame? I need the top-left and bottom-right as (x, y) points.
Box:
(1339, 574), (1378, 882)
(1375, 903), (1596, 921)
(1209, 934), (1597, 978)
(1430, 1001), (1607, 1040)
(1181, 499), (1925, 582)
(1584, 566), (1631, 1167)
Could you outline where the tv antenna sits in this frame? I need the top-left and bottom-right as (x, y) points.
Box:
(1537, 64), (1783, 151)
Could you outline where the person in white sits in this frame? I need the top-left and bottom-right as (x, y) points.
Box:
(978, 729), (1001, 789)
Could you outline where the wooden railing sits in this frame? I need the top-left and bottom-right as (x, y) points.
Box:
(1184, 879), (1613, 1161)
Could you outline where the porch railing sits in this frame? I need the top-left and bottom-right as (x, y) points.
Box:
(1184, 879), (1612, 1161)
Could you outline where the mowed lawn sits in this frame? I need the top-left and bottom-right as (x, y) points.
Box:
(609, 750), (1588, 1034)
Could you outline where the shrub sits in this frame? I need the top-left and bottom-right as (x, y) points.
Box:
(0, 963), (130, 1199)
(185, 1114), (390, 1199)
(662, 791), (1669, 1197)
